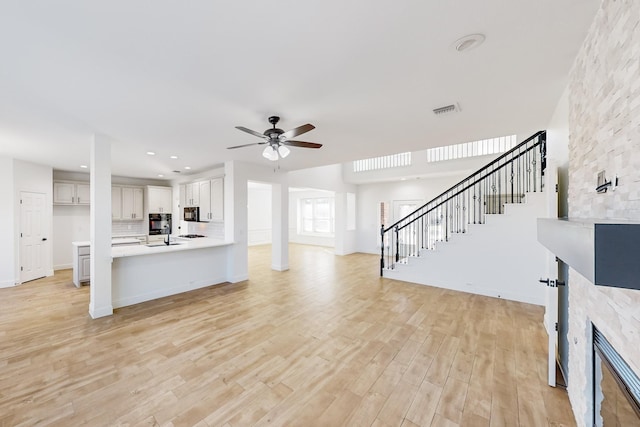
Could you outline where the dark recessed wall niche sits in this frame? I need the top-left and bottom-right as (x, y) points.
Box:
(594, 224), (640, 291)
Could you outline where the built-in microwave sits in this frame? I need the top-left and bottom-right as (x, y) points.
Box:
(184, 206), (199, 222)
(149, 213), (172, 235)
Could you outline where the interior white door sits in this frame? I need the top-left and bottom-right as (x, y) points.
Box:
(543, 166), (559, 387)
(545, 276), (558, 387)
(20, 192), (48, 283)
(392, 199), (422, 223)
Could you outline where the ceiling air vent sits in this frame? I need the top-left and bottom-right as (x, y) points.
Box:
(172, 170), (181, 174)
(433, 103), (460, 116)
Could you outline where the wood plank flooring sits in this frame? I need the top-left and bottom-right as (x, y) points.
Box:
(0, 244), (575, 426)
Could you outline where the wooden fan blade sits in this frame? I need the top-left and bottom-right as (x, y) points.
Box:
(282, 140), (323, 149)
(235, 126), (267, 139)
(281, 124), (315, 139)
(227, 142), (267, 149)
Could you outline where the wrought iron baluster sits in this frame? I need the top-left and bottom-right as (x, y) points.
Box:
(532, 142), (538, 192)
(394, 226), (399, 263)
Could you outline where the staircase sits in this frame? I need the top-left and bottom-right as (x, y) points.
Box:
(380, 131), (549, 305)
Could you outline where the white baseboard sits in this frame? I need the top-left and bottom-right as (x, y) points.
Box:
(0, 279), (17, 288)
(228, 274), (249, 283)
(112, 277), (227, 309)
(54, 264), (72, 271)
(89, 305), (114, 319)
(271, 263), (289, 272)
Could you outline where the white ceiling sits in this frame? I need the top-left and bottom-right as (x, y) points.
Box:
(0, 1), (599, 180)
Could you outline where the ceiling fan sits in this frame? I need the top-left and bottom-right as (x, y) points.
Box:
(228, 116), (322, 161)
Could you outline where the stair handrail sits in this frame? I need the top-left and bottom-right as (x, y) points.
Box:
(396, 140), (543, 232)
(382, 130), (545, 234)
(380, 130), (546, 275)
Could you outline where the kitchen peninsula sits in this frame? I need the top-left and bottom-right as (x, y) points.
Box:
(111, 237), (232, 308)
(74, 237), (232, 309)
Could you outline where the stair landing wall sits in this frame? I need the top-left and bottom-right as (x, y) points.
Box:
(384, 192), (549, 306)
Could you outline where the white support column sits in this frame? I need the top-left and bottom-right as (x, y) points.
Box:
(334, 191), (357, 256)
(89, 134), (113, 318)
(224, 161), (249, 282)
(271, 181), (289, 271)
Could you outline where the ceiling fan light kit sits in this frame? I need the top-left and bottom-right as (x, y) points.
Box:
(229, 115), (321, 162)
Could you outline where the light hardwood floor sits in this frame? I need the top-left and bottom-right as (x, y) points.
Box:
(0, 244), (575, 427)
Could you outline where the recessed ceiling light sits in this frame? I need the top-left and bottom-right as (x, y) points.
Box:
(184, 166), (191, 170)
(158, 174), (164, 177)
(147, 151), (156, 156)
(80, 165), (88, 169)
(170, 155), (178, 159)
(453, 34), (486, 52)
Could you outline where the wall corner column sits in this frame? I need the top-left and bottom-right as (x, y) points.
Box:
(271, 179), (289, 271)
(89, 134), (113, 318)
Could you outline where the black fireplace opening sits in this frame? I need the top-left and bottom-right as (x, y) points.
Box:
(592, 325), (640, 426)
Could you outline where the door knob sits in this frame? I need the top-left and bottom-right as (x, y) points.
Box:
(42, 238), (47, 241)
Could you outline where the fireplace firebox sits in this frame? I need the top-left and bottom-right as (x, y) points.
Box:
(592, 325), (640, 426)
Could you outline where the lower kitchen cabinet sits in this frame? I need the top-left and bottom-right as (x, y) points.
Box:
(72, 238), (143, 287)
(72, 244), (91, 287)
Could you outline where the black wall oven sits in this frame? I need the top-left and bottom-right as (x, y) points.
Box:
(149, 213), (172, 235)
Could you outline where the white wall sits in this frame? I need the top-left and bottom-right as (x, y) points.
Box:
(386, 193), (548, 305)
(356, 173), (469, 254)
(546, 88), (570, 218)
(342, 148), (505, 184)
(289, 164), (354, 192)
(248, 184), (272, 246)
(0, 157), (15, 287)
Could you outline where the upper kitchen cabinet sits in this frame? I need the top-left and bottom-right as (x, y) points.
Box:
(147, 186), (172, 214)
(53, 181), (90, 205)
(184, 182), (200, 207)
(178, 177), (223, 221)
(209, 177), (224, 221)
(112, 185), (144, 220)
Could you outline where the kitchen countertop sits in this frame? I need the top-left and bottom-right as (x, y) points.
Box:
(72, 238), (142, 247)
(111, 237), (232, 258)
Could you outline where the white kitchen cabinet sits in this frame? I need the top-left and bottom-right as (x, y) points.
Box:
(147, 186), (172, 214)
(179, 184), (186, 218)
(72, 243), (91, 287)
(210, 178), (224, 221)
(54, 181), (90, 205)
(112, 185), (144, 220)
(195, 177), (224, 222)
(73, 238), (142, 287)
(122, 187), (144, 220)
(76, 183), (90, 205)
(198, 180), (211, 221)
(111, 186), (123, 220)
(184, 182), (200, 207)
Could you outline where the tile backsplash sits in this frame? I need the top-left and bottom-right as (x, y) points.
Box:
(112, 220), (146, 236)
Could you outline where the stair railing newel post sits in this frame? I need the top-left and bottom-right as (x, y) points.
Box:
(380, 224), (385, 276)
(394, 226), (399, 263)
